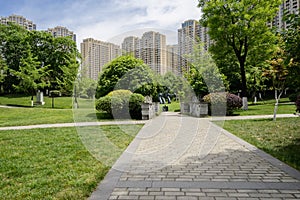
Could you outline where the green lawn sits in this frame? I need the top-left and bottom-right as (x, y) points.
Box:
(160, 101), (180, 112)
(0, 97), (115, 127)
(0, 94), (73, 109)
(0, 125), (142, 199)
(0, 107), (73, 127)
(233, 98), (296, 116)
(221, 117), (300, 171)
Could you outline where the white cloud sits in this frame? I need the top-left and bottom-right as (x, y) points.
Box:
(72, 0), (202, 46)
(1, 0), (202, 46)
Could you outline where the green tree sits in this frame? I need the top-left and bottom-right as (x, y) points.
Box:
(0, 23), (80, 95)
(95, 55), (145, 98)
(263, 44), (290, 121)
(283, 13), (300, 90)
(161, 71), (184, 97)
(0, 23), (28, 93)
(115, 64), (159, 98)
(185, 43), (228, 98)
(44, 36), (79, 95)
(10, 45), (49, 101)
(198, 0), (282, 99)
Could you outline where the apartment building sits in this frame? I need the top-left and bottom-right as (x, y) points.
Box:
(81, 38), (121, 80)
(166, 44), (179, 75)
(270, 0), (300, 29)
(177, 19), (212, 74)
(121, 31), (168, 75)
(0, 14), (36, 30)
(121, 36), (140, 57)
(47, 26), (76, 42)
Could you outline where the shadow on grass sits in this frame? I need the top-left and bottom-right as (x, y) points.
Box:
(264, 138), (300, 171)
(85, 112), (114, 120)
(5, 104), (32, 108)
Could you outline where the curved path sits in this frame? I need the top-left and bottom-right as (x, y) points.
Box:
(89, 112), (300, 200)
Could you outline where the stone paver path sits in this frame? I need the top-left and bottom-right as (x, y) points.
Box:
(89, 112), (300, 200)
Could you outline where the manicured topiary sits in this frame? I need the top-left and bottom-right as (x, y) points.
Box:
(96, 89), (145, 119)
(129, 93), (145, 120)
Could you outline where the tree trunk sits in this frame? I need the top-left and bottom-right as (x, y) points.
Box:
(31, 95), (34, 107)
(239, 60), (247, 98)
(273, 89), (283, 121)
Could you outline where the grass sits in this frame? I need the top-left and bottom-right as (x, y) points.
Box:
(0, 97), (114, 127)
(0, 125), (143, 199)
(221, 117), (300, 171)
(233, 97), (296, 116)
(0, 94), (73, 109)
(160, 101), (180, 112)
(0, 108), (74, 127)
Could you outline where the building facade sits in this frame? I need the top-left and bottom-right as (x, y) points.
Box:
(166, 44), (179, 75)
(178, 19), (212, 74)
(121, 36), (140, 57)
(271, 0), (300, 29)
(0, 14), (36, 30)
(81, 38), (121, 80)
(47, 26), (76, 42)
(121, 31), (168, 75)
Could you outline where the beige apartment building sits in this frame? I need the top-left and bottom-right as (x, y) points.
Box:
(0, 14), (36, 30)
(47, 26), (76, 42)
(166, 44), (179, 75)
(121, 31), (168, 75)
(81, 38), (121, 80)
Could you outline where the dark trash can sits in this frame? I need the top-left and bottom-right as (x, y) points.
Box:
(163, 105), (168, 112)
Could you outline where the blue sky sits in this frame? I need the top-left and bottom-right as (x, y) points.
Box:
(0, 0), (201, 45)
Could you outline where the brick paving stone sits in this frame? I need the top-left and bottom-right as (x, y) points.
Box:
(88, 113), (300, 200)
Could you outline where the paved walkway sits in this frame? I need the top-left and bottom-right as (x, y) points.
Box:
(89, 112), (300, 200)
(0, 121), (147, 131)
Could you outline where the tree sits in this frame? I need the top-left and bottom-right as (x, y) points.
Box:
(0, 23), (28, 93)
(115, 64), (159, 98)
(282, 13), (300, 90)
(10, 45), (49, 101)
(185, 43), (228, 98)
(263, 43), (289, 121)
(198, 0), (282, 99)
(0, 23), (80, 95)
(95, 55), (145, 98)
(44, 36), (79, 95)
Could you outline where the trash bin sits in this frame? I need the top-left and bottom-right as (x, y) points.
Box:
(163, 105), (168, 112)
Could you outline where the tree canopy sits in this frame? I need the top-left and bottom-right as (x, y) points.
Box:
(96, 55), (153, 98)
(0, 23), (80, 95)
(198, 0), (282, 97)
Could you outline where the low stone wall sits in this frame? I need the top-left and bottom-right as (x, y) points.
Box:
(141, 102), (159, 120)
(180, 102), (208, 117)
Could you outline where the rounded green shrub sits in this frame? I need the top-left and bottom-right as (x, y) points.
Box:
(96, 89), (144, 119)
(289, 93), (299, 102)
(129, 93), (145, 120)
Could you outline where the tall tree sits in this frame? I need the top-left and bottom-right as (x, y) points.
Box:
(282, 13), (300, 90)
(198, 0), (282, 99)
(10, 44), (49, 101)
(0, 23), (28, 93)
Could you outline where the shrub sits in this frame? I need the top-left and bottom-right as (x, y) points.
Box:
(129, 93), (145, 120)
(96, 90), (145, 119)
(203, 92), (242, 116)
(295, 94), (300, 112)
(289, 93), (299, 102)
